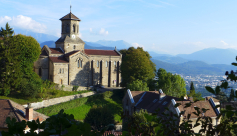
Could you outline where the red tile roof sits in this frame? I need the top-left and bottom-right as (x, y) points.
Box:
(0, 99), (48, 128)
(84, 49), (120, 56)
(176, 101), (217, 118)
(49, 48), (64, 54)
(49, 56), (68, 63)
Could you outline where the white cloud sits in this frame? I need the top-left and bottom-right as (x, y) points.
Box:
(132, 43), (144, 49)
(221, 40), (228, 46)
(89, 28), (108, 36)
(99, 28), (108, 35)
(0, 16), (12, 24)
(0, 15), (46, 33)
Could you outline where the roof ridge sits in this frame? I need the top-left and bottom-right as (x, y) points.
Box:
(84, 49), (116, 51)
(7, 99), (21, 122)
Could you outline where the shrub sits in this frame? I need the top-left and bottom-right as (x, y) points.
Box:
(84, 105), (115, 131)
(73, 85), (79, 91)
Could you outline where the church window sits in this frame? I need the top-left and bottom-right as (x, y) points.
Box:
(62, 68), (64, 73)
(78, 60), (82, 68)
(97, 61), (99, 68)
(59, 68), (61, 74)
(73, 25), (76, 33)
(73, 45), (76, 50)
(114, 61), (116, 67)
(66, 24), (70, 33)
(105, 61), (108, 67)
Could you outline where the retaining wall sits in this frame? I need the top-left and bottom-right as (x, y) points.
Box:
(23, 91), (96, 109)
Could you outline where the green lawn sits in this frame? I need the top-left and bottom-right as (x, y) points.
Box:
(0, 90), (91, 105)
(36, 89), (126, 125)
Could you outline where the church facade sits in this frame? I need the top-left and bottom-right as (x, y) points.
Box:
(34, 12), (122, 88)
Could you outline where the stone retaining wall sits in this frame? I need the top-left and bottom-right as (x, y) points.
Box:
(54, 84), (89, 91)
(23, 91), (96, 109)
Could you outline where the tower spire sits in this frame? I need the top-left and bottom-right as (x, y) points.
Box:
(70, 5), (72, 13)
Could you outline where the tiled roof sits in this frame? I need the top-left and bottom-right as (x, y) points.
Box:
(84, 49), (120, 56)
(49, 56), (68, 63)
(206, 96), (219, 102)
(60, 12), (81, 21)
(176, 101), (217, 118)
(49, 48), (63, 54)
(0, 99), (48, 128)
(64, 50), (80, 57)
(55, 36), (85, 44)
(135, 92), (181, 113)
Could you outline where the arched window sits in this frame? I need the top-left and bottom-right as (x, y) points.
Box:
(80, 60), (82, 68)
(73, 25), (75, 33)
(59, 68), (61, 74)
(62, 68), (64, 73)
(73, 45), (76, 50)
(97, 61), (99, 68)
(105, 61), (108, 67)
(66, 24), (70, 33)
(78, 60), (83, 68)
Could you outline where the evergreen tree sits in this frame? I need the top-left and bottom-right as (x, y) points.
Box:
(0, 22), (14, 37)
(190, 81), (195, 94)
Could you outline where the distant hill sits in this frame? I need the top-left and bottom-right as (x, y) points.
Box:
(152, 59), (234, 76)
(40, 41), (55, 48)
(95, 40), (131, 50)
(14, 28), (59, 44)
(152, 56), (188, 64)
(176, 48), (237, 65)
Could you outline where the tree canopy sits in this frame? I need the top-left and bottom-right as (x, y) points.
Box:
(120, 47), (156, 87)
(0, 22), (14, 37)
(156, 68), (186, 98)
(0, 23), (41, 96)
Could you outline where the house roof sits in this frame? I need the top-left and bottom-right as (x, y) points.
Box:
(60, 12), (81, 21)
(135, 91), (182, 113)
(49, 56), (68, 63)
(84, 49), (120, 56)
(49, 48), (64, 54)
(0, 99), (48, 128)
(176, 100), (218, 118)
(55, 36), (85, 44)
(206, 96), (219, 103)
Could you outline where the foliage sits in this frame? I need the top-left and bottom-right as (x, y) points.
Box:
(120, 47), (156, 87)
(156, 68), (186, 98)
(127, 79), (149, 91)
(0, 22), (14, 37)
(187, 81), (203, 101)
(84, 105), (116, 131)
(73, 85), (79, 91)
(0, 23), (41, 96)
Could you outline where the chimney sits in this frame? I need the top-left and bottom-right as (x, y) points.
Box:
(26, 103), (33, 121)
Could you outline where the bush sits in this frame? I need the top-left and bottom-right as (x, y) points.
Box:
(84, 105), (115, 131)
(127, 79), (149, 91)
(73, 85), (79, 91)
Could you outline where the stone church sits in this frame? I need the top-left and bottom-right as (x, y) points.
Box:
(34, 12), (122, 88)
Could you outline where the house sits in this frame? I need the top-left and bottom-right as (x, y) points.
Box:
(122, 89), (221, 134)
(0, 99), (48, 133)
(34, 11), (122, 89)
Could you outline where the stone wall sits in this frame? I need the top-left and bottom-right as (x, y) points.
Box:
(53, 63), (69, 85)
(55, 84), (88, 91)
(22, 91), (96, 109)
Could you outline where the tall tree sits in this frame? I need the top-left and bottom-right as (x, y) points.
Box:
(156, 68), (186, 98)
(0, 23), (41, 96)
(190, 81), (195, 94)
(120, 47), (156, 88)
(0, 22), (14, 37)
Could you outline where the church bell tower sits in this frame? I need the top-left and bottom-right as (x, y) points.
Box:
(55, 8), (85, 54)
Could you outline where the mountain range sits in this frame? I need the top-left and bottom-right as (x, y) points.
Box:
(13, 29), (237, 76)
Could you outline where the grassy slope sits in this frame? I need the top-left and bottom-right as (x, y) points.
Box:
(0, 90), (91, 105)
(36, 89), (126, 125)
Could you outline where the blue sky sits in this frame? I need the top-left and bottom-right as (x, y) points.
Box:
(0, 0), (237, 55)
